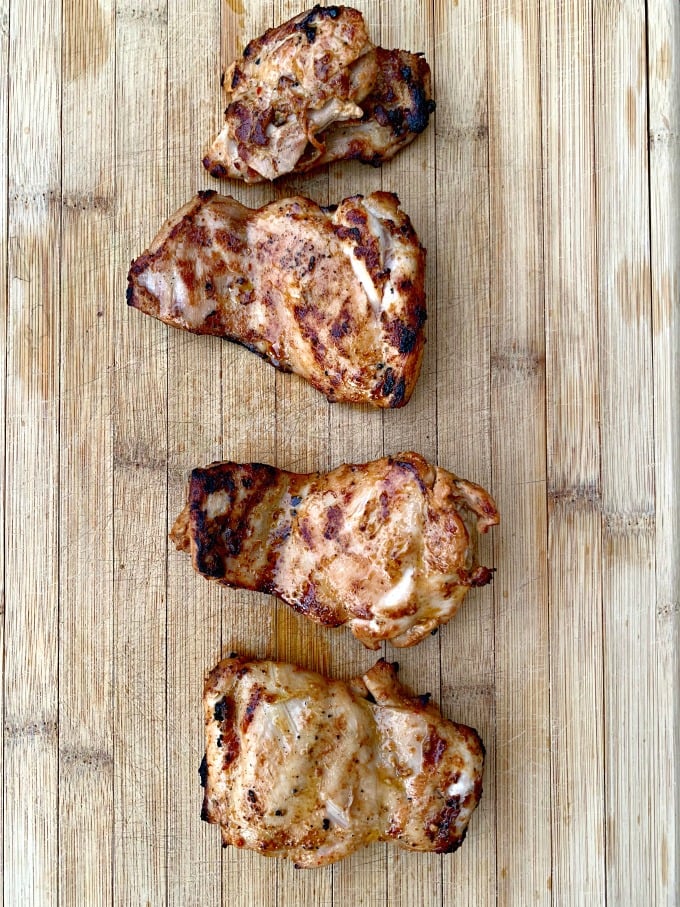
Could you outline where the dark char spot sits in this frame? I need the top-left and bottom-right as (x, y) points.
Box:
(389, 377), (407, 408)
(205, 160), (227, 179)
(214, 697), (228, 723)
(198, 754), (208, 788)
(381, 367), (396, 397)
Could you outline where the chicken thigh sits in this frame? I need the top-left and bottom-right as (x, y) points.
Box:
(201, 656), (485, 867)
(127, 190), (426, 407)
(203, 5), (435, 182)
(172, 453), (499, 648)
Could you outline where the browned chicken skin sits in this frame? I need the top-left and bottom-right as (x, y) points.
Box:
(127, 190), (426, 407)
(203, 5), (435, 182)
(171, 453), (499, 649)
(201, 656), (485, 867)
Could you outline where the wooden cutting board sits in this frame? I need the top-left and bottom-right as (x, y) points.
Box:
(3, 1), (678, 904)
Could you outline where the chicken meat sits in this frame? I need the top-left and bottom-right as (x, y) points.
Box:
(171, 453), (499, 648)
(127, 190), (426, 407)
(203, 5), (435, 182)
(201, 655), (484, 867)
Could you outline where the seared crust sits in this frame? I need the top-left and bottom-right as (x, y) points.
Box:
(308, 48), (435, 169)
(172, 453), (499, 648)
(127, 190), (426, 408)
(201, 656), (484, 867)
(203, 5), (434, 182)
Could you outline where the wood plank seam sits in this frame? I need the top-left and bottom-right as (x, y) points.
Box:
(590, 9), (608, 901)
(164, 2), (170, 896)
(0, 1), (8, 904)
(647, 0), (679, 898)
(482, 7), (498, 903)
(111, 13), (118, 907)
(111, 12), (117, 907)
(535, 23), (552, 888)
(56, 3), (65, 901)
(484, 3), (498, 898)
(537, 0), (555, 895)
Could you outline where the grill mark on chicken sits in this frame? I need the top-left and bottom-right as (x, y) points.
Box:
(171, 453), (499, 649)
(201, 656), (484, 867)
(203, 6), (434, 183)
(127, 191), (426, 407)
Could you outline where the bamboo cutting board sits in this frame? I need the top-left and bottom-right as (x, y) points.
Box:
(3, 1), (678, 905)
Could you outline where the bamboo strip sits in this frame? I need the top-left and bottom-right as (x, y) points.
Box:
(487, 2), (551, 903)
(0, 2), (9, 899)
(648, 2), (680, 901)
(540, 3), (606, 903)
(593, 3), (659, 902)
(58, 1), (116, 904)
(433, 0), (496, 903)
(112, 1), (169, 902)
(595, 1), (664, 902)
(4, 1), (62, 903)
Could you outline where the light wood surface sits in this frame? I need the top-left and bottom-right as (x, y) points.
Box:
(3, 2), (678, 905)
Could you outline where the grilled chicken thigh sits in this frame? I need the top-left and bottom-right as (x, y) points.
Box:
(127, 190), (426, 407)
(201, 656), (484, 867)
(171, 453), (499, 648)
(203, 5), (435, 182)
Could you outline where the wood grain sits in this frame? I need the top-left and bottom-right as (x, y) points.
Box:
(487, 2), (551, 902)
(112, 2), (169, 903)
(648, 1), (680, 901)
(0, 2), (8, 899)
(59, 1), (116, 904)
(165, 1), (223, 905)
(594, 3), (662, 903)
(541, 3), (605, 902)
(433, 1), (496, 904)
(5, 1), (61, 904)
(3, 2), (679, 905)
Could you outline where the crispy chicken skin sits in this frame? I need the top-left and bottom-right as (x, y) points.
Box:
(171, 453), (499, 649)
(127, 190), (426, 408)
(201, 656), (484, 867)
(203, 5), (435, 182)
